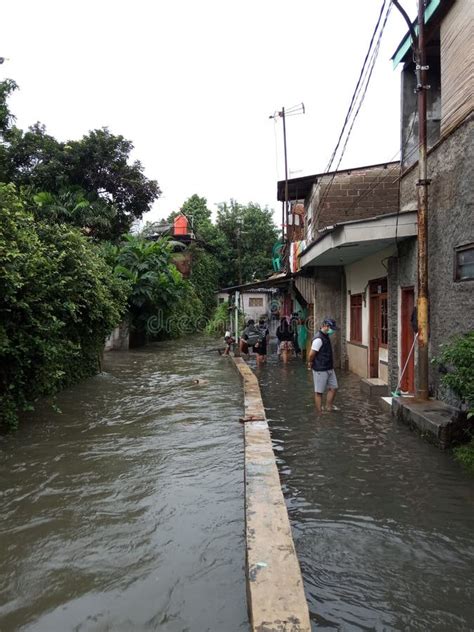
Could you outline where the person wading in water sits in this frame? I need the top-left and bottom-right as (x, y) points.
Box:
(307, 318), (338, 412)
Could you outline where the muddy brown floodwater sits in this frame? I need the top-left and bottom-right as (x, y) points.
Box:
(256, 356), (474, 631)
(0, 338), (248, 632)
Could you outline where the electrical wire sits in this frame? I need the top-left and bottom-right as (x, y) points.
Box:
(321, 0), (389, 177)
(314, 1), (393, 225)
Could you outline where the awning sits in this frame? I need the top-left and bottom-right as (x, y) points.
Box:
(300, 211), (417, 268)
(220, 272), (293, 293)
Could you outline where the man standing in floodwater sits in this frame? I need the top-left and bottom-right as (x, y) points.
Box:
(307, 318), (338, 412)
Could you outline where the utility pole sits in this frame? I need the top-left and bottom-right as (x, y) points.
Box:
(236, 218), (243, 285)
(392, 0), (430, 400)
(269, 103), (305, 244)
(282, 107), (289, 244)
(415, 0), (430, 400)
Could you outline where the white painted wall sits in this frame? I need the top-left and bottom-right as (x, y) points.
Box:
(242, 292), (271, 322)
(217, 291), (272, 322)
(344, 246), (395, 347)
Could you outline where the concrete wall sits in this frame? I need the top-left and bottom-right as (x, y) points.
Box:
(312, 266), (345, 369)
(398, 115), (474, 399)
(347, 342), (368, 378)
(387, 239), (417, 392)
(232, 358), (311, 631)
(400, 54), (442, 170)
(105, 321), (129, 351)
(345, 246), (395, 347)
(217, 292), (273, 323)
(241, 292), (271, 322)
(344, 246), (395, 382)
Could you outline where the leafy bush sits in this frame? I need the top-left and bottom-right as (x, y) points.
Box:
(206, 302), (231, 336)
(453, 440), (474, 473)
(206, 301), (245, 337)
(0, 184), (128, 428)
(108, 235), (204, 341)
(434, 332), (474, 472)
(435, 331), (474, 417)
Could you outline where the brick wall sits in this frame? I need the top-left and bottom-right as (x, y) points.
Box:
(306, 163), (400, 241)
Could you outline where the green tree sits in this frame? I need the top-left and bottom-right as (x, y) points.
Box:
(0, 184), (128, 428)
(28, 187), (117, 239)
(0, 80), (161, 240)
(63, 129), (160, 238)
(110, 235), (204, 342)
(216, 200), (278, 287)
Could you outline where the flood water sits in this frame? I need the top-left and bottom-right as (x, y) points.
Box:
(0, 338), (248, 632)
(257, 358), (474, 631)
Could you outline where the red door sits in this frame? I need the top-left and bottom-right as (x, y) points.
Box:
(401, 287), (415, 393)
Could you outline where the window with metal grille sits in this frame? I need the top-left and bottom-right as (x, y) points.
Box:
(454, 244), (474, 281)
(350, 294), (362, 343)
(249, 297), (263, 307)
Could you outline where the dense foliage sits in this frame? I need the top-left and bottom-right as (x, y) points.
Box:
(106, 235), (204, 341)
(435, 332), (474, 473)
(0, 80), (277, 428)
(0, 185), (128, 428)
(436, 332), (474, 416)
(0, 81), (160, 241)
(216, 200), (278, 287)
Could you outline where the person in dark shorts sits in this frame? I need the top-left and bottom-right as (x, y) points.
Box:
(254, 318), (270, 364)
(290, 312), (301, 355)
(276, 317), (294, 363)
(240, 319), (260, 355)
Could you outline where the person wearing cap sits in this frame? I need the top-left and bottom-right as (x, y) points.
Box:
(307, 318), (338, 412)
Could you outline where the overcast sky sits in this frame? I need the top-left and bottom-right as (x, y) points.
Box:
(2, 0), (416, 227)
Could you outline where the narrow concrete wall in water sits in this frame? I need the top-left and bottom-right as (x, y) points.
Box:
(232, 357), (311, 632)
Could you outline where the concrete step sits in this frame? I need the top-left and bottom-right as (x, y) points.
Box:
(360, 377), (388, 397)
(392, 397), (469, 449)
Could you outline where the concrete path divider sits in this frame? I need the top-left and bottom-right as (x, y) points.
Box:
(232, 357), (311, 632)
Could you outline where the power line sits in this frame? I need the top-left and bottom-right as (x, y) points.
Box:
(312, 0), (392, 225)
(321, 0), (389, 177)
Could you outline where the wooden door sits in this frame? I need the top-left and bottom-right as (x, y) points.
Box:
(369, 295), (380, 378)
(401, 287), (415, 393)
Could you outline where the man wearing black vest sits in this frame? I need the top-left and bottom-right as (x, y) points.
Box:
(307, 318), (338, 413)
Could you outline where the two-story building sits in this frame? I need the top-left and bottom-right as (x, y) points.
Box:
(280, 0), (473, 403)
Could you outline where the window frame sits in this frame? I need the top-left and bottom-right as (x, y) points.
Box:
(248, 297), (264, 307)
(379, 293), (388, 349)
(349, 293), (363, 344)
(454, 243), (474, 282)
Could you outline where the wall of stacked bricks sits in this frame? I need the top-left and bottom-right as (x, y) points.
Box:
(307, 163), (401, 240)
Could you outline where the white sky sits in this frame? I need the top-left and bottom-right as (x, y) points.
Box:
(2, 0), (417, 227)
